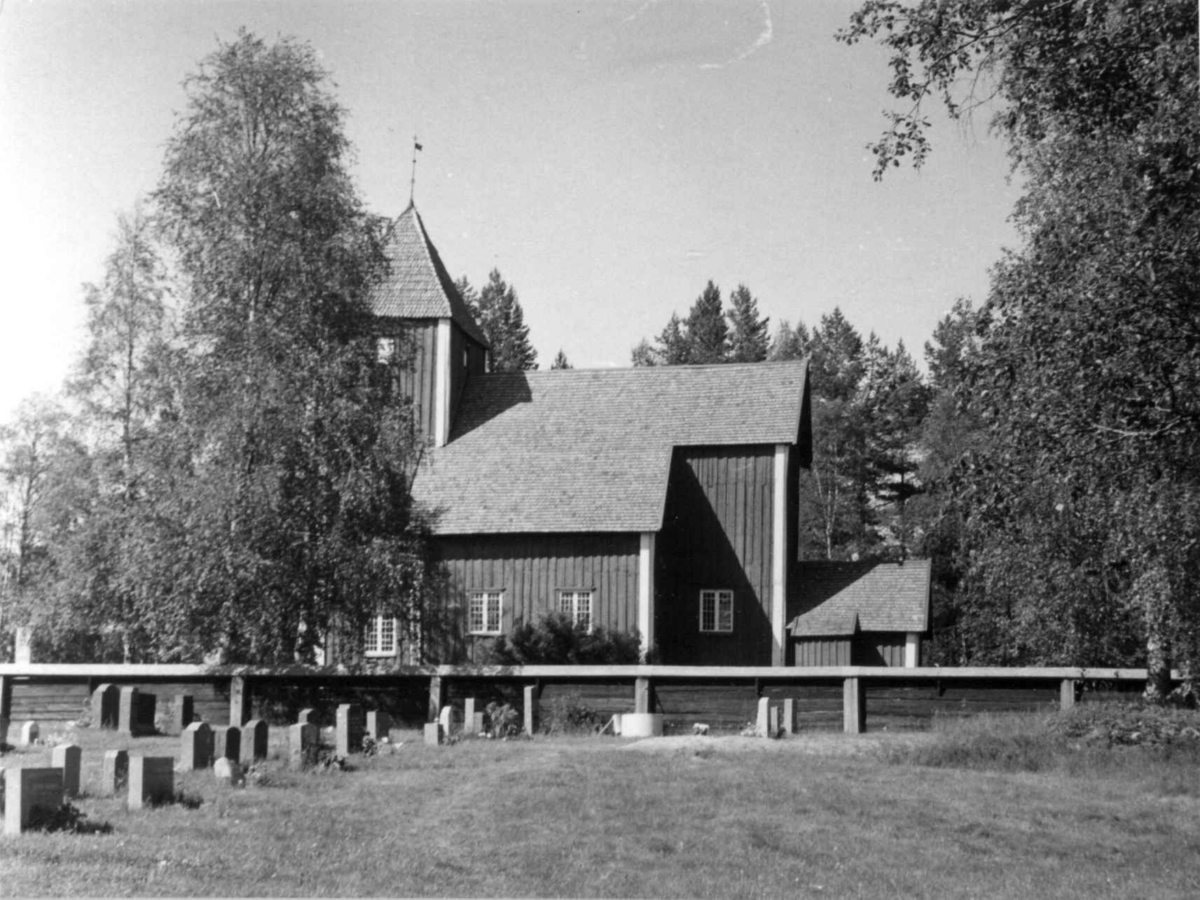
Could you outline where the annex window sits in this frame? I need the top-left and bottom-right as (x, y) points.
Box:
(558, 590), (593, 632)
(364, 615), (398, 657)
(469, 590), (504, 635)
(699, 590), (734, 633)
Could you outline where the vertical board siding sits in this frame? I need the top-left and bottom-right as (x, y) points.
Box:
(448, 328), (487, 429)
(438, 533), (641, 664)
(656, 446), (776, 666)
(793, 638), (852, 667)
(392, 320), (438, 443)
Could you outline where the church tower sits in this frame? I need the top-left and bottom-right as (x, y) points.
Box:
(366, 204), (489, 446)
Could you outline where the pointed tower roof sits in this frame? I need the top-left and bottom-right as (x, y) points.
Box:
(368, 204), (489, 347)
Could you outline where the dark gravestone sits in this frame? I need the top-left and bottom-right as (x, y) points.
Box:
(172, 695), (194, 734)
(288, 723), (319, 769)
(336, 703), (364, 756)
(3, 767), (63, 836)
(128, 757), (174, 810)
(51, 744), (82, 798)
(240, 719), (268, 763)
(297, 708), (316, 726)
(181, 722), (213, 771)
(135, 692), (157, 735)
(366, 710), (391, 742)
(102, 749), (129, 794)
(213, 725), (241, 763)
(92, 683), (120, 729)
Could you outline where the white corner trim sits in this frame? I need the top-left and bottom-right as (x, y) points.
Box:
(638, 533), (656, 658)
(772, 444), (789, 666)
(905, 632), (920, 668)
(433, 318), (452, 447)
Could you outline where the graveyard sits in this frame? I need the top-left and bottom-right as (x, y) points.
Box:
(2, 688), (1199, 898)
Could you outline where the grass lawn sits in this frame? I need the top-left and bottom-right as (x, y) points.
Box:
(2, 718), (1199, 898)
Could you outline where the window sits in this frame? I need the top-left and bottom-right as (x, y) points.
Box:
(364, 616), (398, 657)
(469, 590), (503, 635)
(558, 590), (593, 631)
(699, 590), (734, 633)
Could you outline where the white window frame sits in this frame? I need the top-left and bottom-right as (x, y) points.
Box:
(699, 589), (734, 633)
(364, 615), (399, 657)
(469, 590), (504, 635)
(558, 589), (594, 632)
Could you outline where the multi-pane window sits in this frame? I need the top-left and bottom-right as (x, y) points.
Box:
(364, 616), (398, 656)
(469, 590), (503, 634)
(699, 590), (734, 633)
(558, 590), (593, 631)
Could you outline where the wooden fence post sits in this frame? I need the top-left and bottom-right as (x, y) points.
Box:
(428, 675), (445, 723)
(843, 677), (865, 735)
(634, 676), (652, 714)
(1060, 679), (1077, 711)
(229, 676), (250, 726)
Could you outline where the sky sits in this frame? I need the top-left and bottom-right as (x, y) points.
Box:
(0, 0), (1024, 423)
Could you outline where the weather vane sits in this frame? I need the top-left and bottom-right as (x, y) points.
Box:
(410, 136), (423, 205)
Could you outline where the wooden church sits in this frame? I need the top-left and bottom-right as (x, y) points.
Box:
(344, 203), (929, 668)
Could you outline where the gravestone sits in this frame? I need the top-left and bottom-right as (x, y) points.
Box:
(102, 749), (129, 794)
(438, 704), (458, 737)
(783, 698), (795, 735)
(19, 721), (38, 746)
(180, 722), (213, 771)
(3, 767), (63, 836)
(128, 757), (174, 810)
(51, 744), (82, 798)
(523, 686), (538, 736)
(172, 695), (194, 734)
(212, 725), (241, 763)
(135, 692), (158, 735)
(117, 687), (139, 736)
(365, 710), (390, 742)
(336, 703), (363, 757)
(213, 758), (242, 785)
(297, 708), (316, 726)
(423, 722), (443, 746)
(463, 698), (478, 736)
(755, 697), (770, 737)
(91, 683), (119, 729)
(288, 723), (319, 769)
(240, 719), (268, 763)
(769, 705), (780, 739)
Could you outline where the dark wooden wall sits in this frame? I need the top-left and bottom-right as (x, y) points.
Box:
(449, 324), (486, 427)
(794, 637), (852, 667)
(656, 446), (776, 666)
(437, 532), (642, 664)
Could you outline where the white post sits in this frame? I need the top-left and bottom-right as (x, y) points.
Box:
(638, 532), (656, 659)
(771, 444), (789, 666)
(905, 632), (920, 668)
(433, 318), (452, 447)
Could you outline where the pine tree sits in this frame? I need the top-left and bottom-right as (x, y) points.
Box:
(655, 313), (692, 366)
(476, 269), (538, 373)
(768, 319), (811, 361)
(630, 338), (656, 367)
(550, 349), (572, 370)
(726, 284), (770, 363)
(685, 281), (728, 364)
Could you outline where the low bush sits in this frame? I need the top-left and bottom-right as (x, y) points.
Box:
(484, 612), (642, 665)
(541, 691), (605, 735)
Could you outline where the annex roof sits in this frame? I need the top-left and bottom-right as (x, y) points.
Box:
(412, 361), (810, 534)
(367, 204), (489, 347)
(787, 560), (931, 637)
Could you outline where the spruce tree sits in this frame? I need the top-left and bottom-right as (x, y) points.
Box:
(726, 284), (770, 363)
(476, 269), (538, 372)
(685, 280), (728, 364)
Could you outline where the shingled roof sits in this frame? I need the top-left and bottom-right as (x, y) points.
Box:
(411, 361), (810, 534)
(787, 560), (931, 636)
(367, 204), (489, 347)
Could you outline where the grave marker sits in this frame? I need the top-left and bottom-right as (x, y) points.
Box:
(172, 695), (194, 734)
(102, 749), (129, 794)
(288, 723), (319, 769)
(117, 687), (139, 736)
(3, 767), (63, 836)
(439, 704), (458, 737)
(19, 721), (38, 746)
(769, 705), (780, 739)
(240, 719), (268, 763)
(91, 683), (119, 729)
(51, 744), (82, 798)
(423, 722), (443, 746)
(365, 710), (390, 742)
(213, 725), (241, 763)
(297, 708), (316, 726)
(463, 698), (478, 736)
(128, 757), (174, 810)
(135, 691), (157, 735)
(755, 697), (770, 737)
(336, 703), (364, 756)
(180, 722), (213, 771)
(783, 699), (795, 735)
(523, 685), (538, 736)
(213, 758), (242, 785)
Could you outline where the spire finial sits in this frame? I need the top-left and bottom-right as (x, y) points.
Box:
(409, 136), (423, 205)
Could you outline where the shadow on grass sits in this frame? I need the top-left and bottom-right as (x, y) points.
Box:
(28, 802), (114, 835)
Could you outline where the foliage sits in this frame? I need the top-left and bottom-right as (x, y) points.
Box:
(484, 701), (522, 738)
(685, 280), (728, 364)
(485, 611), (642, 665)
(550, 349), (572, 370)
(541, 691), (605, 735)
(469, 269), (538, 373)
(26, 802), (112, 835)
(725, 284), (770, 363)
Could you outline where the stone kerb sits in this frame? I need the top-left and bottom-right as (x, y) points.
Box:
(240, 719), (268, 764)
(335, 704), (364, 757)
(128, 757), (174, 810)
(212, 725), (241, 763)
(91, 683), (119, 729)
(51, 744), (82, 798)
(180, 722), (214, 771)
(3, 767), (63, 836)
(102, 749), (129, 795)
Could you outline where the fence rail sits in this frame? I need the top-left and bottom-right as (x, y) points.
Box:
(0, 664), (1176, 737)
